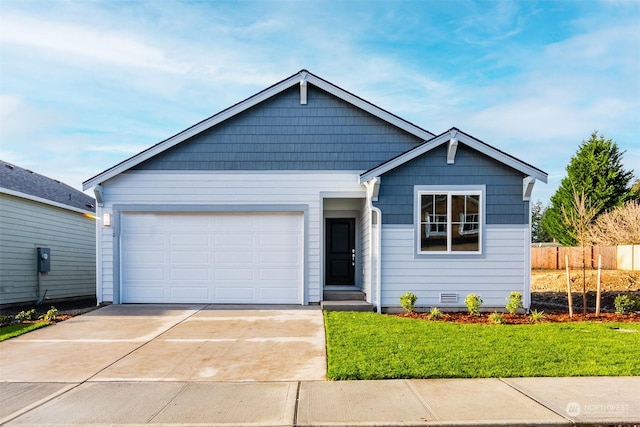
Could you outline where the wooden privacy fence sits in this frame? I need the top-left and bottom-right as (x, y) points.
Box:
(531, 245), (640, 270)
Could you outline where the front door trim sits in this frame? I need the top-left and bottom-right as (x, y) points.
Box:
(325, 217), (356, 286)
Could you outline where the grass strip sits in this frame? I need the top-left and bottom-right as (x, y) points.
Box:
(0, 322), (50, 342)
(325, 312), (640, 380)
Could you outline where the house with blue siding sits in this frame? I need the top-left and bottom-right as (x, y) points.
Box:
(83, 70), (547, 311)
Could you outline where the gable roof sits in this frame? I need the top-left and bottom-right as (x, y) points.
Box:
(0, 160), (96, 213)
(359, 127), (548, 184)
(83, 70), (436, 190)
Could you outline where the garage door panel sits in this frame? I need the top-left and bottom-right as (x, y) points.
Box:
(170, 251), (209, 264)
(259, 234), (299, 247)
(123, 233), (165, 247)
(214, 268), (254, 281)
(126, 250), (165, 265)
(214, 233), (253, 247)
(259, 287), (298, 301)
(260, 268), (300, 281)
(215, 215), (253, 230)
(121, 212), (302, 304)
(215, 251), (254, 264)
(169, 268), (209, 281)
(170, 287), (209, 299)
(215, 287), (255, 301)
(125, 268), (165, 281)
(123, 215), (161, 231)
(170, 234), (209, 247)
(260, 251), (299, 264)
(170, 215), (211, 229)
(126, 286), (165, 300)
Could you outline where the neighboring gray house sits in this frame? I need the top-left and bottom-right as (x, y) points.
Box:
(83, 70), (547, 311)
(0, 160), (96, 306)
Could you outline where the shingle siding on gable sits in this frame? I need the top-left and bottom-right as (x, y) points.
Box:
(133, 85), (423, 172)
(374, 144), (529, 225)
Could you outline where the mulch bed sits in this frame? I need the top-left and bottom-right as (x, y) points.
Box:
(394, 311), (640, 324)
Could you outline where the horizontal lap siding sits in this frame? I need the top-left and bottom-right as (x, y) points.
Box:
(0, 194), (96, 305)
(99, 171), (364, 303)
(380, 225), (528, 308)
(375, 144), (528, 225)
(132, 85), (422, 172)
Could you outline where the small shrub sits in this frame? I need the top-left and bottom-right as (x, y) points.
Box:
(42, 307), (58, 322)
(428, 307), (442, 320)
(400, 292), (418, 313)
(0, 315), (13, 327)
(15, 309), (36, 322)
(489, 312), (504, 324)
(505, 292), (523, 314)
(614, 294), (638, 314)
(465, 293), (483, 316)
(529, 309), (546, 323)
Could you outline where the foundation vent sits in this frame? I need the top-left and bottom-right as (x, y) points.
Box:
(439, 293), (458, 304)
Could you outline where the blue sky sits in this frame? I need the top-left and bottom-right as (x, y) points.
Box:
(1, 0), (638, 204)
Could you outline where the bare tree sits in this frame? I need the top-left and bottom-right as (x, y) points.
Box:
(588, 200), (640, 245)
(561, 190), (601, 314)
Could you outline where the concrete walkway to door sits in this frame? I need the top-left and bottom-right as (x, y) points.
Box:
(0, 304), (326, 383)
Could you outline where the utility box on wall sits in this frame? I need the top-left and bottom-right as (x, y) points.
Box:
(37, 247), (51, 273)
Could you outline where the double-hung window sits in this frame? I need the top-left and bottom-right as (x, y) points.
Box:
(415, 186), (483, 254)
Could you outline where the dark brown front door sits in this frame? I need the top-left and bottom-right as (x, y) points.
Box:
(325, 218), (355, 286)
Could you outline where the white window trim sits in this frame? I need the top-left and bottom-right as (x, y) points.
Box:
(414, 185), (485, 255)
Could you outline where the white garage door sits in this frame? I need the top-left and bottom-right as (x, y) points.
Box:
(120, 212), (303, 304)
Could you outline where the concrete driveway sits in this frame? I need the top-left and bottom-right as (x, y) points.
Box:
(0, 304), (326, 383)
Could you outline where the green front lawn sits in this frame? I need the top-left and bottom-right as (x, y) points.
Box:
(0, 322), (50, 342)
(324, 312), (640, 380)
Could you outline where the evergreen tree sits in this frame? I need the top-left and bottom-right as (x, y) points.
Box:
(542, 132), (634, 246)
(531, 200), (551, 242)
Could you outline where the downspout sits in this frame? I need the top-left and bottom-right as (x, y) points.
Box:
(364, 178), (382, 313)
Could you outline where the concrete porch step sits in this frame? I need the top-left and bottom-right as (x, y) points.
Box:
(321, 300), (374, 312)
(323, 290), (366, 301)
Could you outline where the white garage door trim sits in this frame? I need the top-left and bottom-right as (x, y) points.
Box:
(112, 205), (308, 305)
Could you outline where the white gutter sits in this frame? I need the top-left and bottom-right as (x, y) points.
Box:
(364, 178), (383, 313)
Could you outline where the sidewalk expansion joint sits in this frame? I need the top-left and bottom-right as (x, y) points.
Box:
(293, 380), (301, 427)
(404, 379), (438, 421)
(498, 378), (575, 425)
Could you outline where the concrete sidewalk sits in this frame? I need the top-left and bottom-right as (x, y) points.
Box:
(1, 377), (639, 426)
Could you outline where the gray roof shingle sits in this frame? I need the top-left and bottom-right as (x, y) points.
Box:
(0, 160), (95, 212)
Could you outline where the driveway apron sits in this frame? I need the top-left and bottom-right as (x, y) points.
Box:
(0, 304), (326, 383)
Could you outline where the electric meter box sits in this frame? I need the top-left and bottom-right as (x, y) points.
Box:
(37, 247), (51, 273)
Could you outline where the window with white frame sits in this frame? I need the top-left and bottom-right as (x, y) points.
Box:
(417, 189), (482, 253)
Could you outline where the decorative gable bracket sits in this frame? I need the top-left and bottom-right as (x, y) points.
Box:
(447, 129), (458, 164)
(93, 184), (104, 206)
(523, 176), (535, 201)
(300, 72), (308, 105)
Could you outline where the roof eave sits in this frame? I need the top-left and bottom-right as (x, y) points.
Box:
(0, 188), (95, 214)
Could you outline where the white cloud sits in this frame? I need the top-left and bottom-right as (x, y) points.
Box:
(0, 13), (186, 74)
